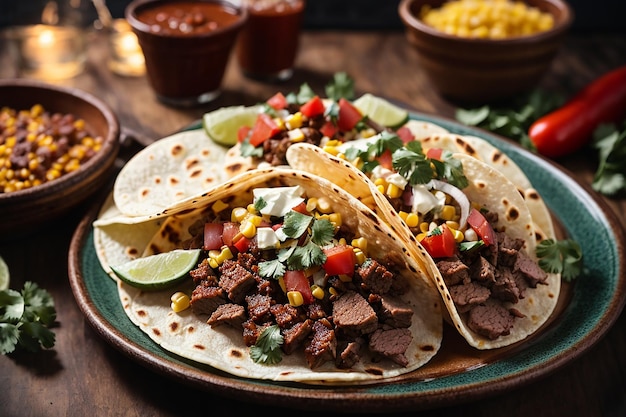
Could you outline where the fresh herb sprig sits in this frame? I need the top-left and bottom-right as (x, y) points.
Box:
(250, 325), (283, 365)
(536, 239), (583, 281)
(0, 281), (57, 355)
(591, 122), (626, 197)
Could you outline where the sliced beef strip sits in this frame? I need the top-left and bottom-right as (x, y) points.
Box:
(336, 338), (365, 369)
(437, 257), (470, 286)
(491, 268), (521, 303)
(207, 303), (246, 328)
(304, 318), (337, 369)
(356, 259), (394, 295)
(282, 319), (312, 355)
(270, 303), (301, 328)
(378, 295), (414, 328)
(449, 281), (491, 313)
(190, 281), (227, 316)
(189, 259), (218, 285)
(218, 259), (257, 304)
(466, 299), (516, 340)
(514, 250), (548, 287)
(470, 256), (495, 284)
(242, 319), (272, 347)
(245, 293), (273, 323)
(369, 327), (412, 367)
(332, 290), (378, 336)
(497, 232), (525, 267)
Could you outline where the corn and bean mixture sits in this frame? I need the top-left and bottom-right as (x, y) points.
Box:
(0, 104), (104, 193)
(420, 0), (555, 39)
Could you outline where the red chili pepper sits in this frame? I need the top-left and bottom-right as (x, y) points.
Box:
(528, 65), (626, 158)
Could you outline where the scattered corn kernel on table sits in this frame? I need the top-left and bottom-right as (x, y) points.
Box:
(1, 27), (625, 417)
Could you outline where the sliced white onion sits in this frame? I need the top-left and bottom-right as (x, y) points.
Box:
(427, 179), (470, 229)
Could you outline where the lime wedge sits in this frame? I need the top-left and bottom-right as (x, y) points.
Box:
(0, 255), (9, 291)
(203, 105), (261, 146)
(353, 93), (409, 128)
(111, 249), (201, 291)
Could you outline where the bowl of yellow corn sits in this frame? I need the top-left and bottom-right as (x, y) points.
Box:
(398, 0), (574, 103)
(0, 79), (120, 236)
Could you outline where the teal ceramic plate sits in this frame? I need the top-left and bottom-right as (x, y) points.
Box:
(68, 112), (625, 413)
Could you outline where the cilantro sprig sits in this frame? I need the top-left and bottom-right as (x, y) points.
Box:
(536, 239), (583, 281)
(591, 122), (626, 197)
(1, 281), (57, 355)
(250, 325), (283, 365)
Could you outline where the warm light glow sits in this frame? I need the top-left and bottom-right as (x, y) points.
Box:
(38, 29), (56, 47)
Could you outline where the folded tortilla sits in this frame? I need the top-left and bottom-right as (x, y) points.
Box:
(286, 143), (560, 349)
(94, 167), (443, 382)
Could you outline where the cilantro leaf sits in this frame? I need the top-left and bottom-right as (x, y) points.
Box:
(0, 281), (57, 355)
(592, 123), (626, 197)
(288, 242), (326, 270)
(392, 146), (433, 185)
(536, 239), (583, 282)
(250, 325), (283, 365)
(325, 72), (354, 101)
(431, 150), (468, 189)
(239, 138), (263, 158)
(282, 211), (313, 239)
(310, 218), (335, 246)
(258, 259), (286, 280)
(254, 196), (267, 213)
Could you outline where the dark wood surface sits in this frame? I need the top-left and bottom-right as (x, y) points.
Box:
(1, 27), (625, 417)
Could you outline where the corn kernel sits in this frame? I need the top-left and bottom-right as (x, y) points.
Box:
(286, 112), (303, 129)
(316, 197), (332, 214)
(170, 292), (190, 313)
(445, 220), (460, 230)
(328, 287), (338, 297)
(405, 212), (420, 228)
(239, 220), (256, 239)
(328, 212), (342, 227)
(322, 145), (339, 156)
(288, 128), (305, 142)
(278, 276), (286, 293)
(351, 237), (367, 252)
(212, 199), (229, 214)
(287, 291), (304, 307)
(440, 205), (457, 221)
(247, 203), (258, 214)
(354, 248), (366, 264)
(386, 183), (403, 199)
(311, 285), (325, 300)
(451, 228), (464, 242)
(231, 207), (248, 222)
(246, 214), (263, 226)
(419, 222), (430, 233)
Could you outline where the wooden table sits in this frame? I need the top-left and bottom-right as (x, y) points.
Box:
(1, 28), (625, 417)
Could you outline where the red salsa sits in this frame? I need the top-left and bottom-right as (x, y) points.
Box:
(137, 1), (241, 36)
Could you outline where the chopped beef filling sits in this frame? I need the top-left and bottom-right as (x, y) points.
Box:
(435, 214), (548, 340)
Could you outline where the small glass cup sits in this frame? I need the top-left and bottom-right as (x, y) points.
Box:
(107, 18), (146, 77)
(5, 24), (87, 80)
(126, 0), (248, 107)
(236, 0), (306, 82)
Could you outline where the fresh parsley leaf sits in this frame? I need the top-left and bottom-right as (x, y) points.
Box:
(288, 242), (326, 270)
(296, 83), (316, 104)
(0, 281), (57, 355)
(250, 325), (283, 365)
(258, 259), (286, 280)
(459, 240), (485, 252)
(325, 72), (354, 101)
(310, 218), (335, 246)
(282, 211), (313, 239)
(536, 238), (583, 282)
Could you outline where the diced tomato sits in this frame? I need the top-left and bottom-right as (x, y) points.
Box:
(203, 222), (224, 250)
(319, 120), (337, 138)
(237, 125), (251, 143)
(291, 201), (309, 215)
(233, 235), (251, 253)
(272, 223), (283, 231)
(396, 126), (415, 144)
(249, 113), (281, 147)
(283, 270), (314, 304)
(426, 147), (443, 160)
(323, 245), (356, 277)
(337, 98), (363, 131)
(467, 208), (497, 246)
(420, 224), (456, 258)
(376, 149), (393, 170)
(300, 95), (325, 118)
(221, 222), (240, 247)
(267, 92), (287, 110)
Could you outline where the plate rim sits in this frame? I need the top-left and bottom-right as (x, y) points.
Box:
(68, 111), (626, 413)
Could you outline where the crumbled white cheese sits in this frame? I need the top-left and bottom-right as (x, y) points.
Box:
(253, 186), (305, 217)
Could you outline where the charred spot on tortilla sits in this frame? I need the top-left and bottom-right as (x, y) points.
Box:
(140, 188), (151, 198)
(225, 162), (244, 174)
(186, 158), (200, 170)
(491, 151), (503, 164)
(125, 246), (139, 257)
(506, 206), (520, 222)
(189, 168), (203, 179)
(229, 348), (244, 358)
(526, 189), (541, 201)
(169, 321), (179, 332)
(151, 328), (161, 337)
(420, 344), (436, 352)
(455, 137), (478, 157)
(193, 344), (206, 351)
(168, 176), (181, 186)
(170, 144), (184, 157)
(136, 309), (147, 317)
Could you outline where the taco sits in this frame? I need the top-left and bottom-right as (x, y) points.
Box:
(286, 141), (560, 350)
(95, 167), (443, 382)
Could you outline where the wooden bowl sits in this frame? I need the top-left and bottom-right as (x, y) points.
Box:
(398, 0), (574, 103)
(0, 79), (120, 236)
